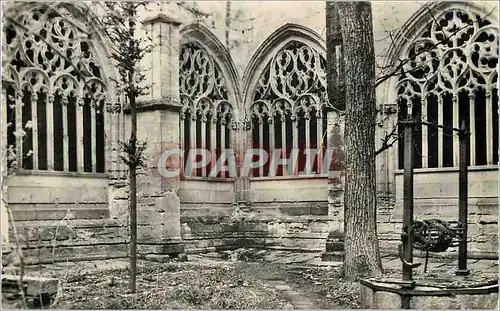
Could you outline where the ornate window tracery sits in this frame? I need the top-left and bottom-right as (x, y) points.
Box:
(179, 42), (233, 177)
(397, 8), (498, 169)
(249, 41), (328, 177)
(3, 4), (109, 173)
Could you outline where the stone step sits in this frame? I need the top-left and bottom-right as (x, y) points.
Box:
(2, 274), (58, 297)
(321, 251), (344, 262)
(2, 274), (59, 308)
(325, 241), (344, 252)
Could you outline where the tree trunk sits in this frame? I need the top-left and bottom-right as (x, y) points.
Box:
(335, 2), (383, 280)
(128, 6), (137, 293)
(128, 99), (137, 292)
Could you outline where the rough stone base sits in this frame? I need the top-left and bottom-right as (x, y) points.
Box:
(321, 251), (344, 262)
(321, 230), (344, 262)
(359, 277), (498, 309)
(2, 274), (59, 308)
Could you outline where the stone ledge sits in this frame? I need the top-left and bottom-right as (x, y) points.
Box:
(247, 245), (323, 253)
(359, 277), (498, 296)
(127, 98), (182, 113)
(137, 242), (185, 256)
(359, 277), (498, 309)
(19, 244), (128, 265)
(2, 274), (58, 297)
(321, 251), (344, 262)
(13, 218), (124, 228)
(380, 248), (499, 260)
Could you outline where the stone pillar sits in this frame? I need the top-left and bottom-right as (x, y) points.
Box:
(323, 109), (345, 262)
(327, 110), (345, 224)
(1, 186), (9, 250)
(1, 86), (9, 250)
(134, 13), (184, 257)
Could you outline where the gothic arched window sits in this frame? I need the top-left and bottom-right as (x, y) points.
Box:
(4, 4), (109, 173)
(179, 42), (233, 177)
(397, 8), (498, 169)
(249, 41), (328, 177)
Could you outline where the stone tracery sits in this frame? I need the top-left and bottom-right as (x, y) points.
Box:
(179, 42), (233, 177)
(3, 3), (111, 173)
(249, 41), (329, 177)
(396, 8), (498, 169)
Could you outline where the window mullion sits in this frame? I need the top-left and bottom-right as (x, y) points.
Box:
(31, 93), (39, 170)
(90, 101), (96, 173)
(210, 115), (216, 177)
(438, 95), (444, 168)
(76, 98), (84, 172)
(421, 96), (428, 168)
(469, 93), (476, 166)
(485, 91), (493, 165)
(317, 112), (323, 174)
(452, 94), (460, 167)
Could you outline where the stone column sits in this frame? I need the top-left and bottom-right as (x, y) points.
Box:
(327, 110), (345, 222)
(134, 13), (184, 258)
(322, 109), (345, 262)
(1, 86), (9, 250)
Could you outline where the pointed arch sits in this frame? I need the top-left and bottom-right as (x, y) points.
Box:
(243, 23), (328, 177)
(3, 2), (119, 100)
(381, 1), (498, 101)
(3, 2), (120, 174)
(384, 1), (498, 70)
(180, 23), (242, 107)
(242, 23), (326, 107)
(383, 1), (499, 169)
(179, 24), (241, 178)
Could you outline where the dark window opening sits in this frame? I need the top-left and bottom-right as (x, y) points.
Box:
(474, 89), (487, 165)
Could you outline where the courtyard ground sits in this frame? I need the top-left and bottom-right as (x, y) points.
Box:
(2, 250), (498, 309)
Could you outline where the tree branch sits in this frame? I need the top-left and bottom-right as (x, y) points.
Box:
(374, 10), (493, 88)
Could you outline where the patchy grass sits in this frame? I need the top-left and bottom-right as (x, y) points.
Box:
(285, 266), (360, 309)
(4, 260), (361, 309)
(54, 262), (291, 309)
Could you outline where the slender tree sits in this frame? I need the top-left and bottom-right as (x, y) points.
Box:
(101, 2), (149, 292)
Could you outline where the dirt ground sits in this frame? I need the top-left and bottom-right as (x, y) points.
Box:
(3, 250), (497, 309)
(59, 261), (359, 309)
(3, 258), (359, 309)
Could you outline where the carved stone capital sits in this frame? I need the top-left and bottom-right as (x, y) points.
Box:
(113, 102), (121, 114)
(105, 102), (113, 113)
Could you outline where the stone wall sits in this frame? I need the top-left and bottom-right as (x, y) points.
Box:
(9, 219), (128, 264)
(177, 176), (343, 253)
(376, 168), (498, 259)
(178, 179), (236, 252)
(5, 174), (129, 264)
